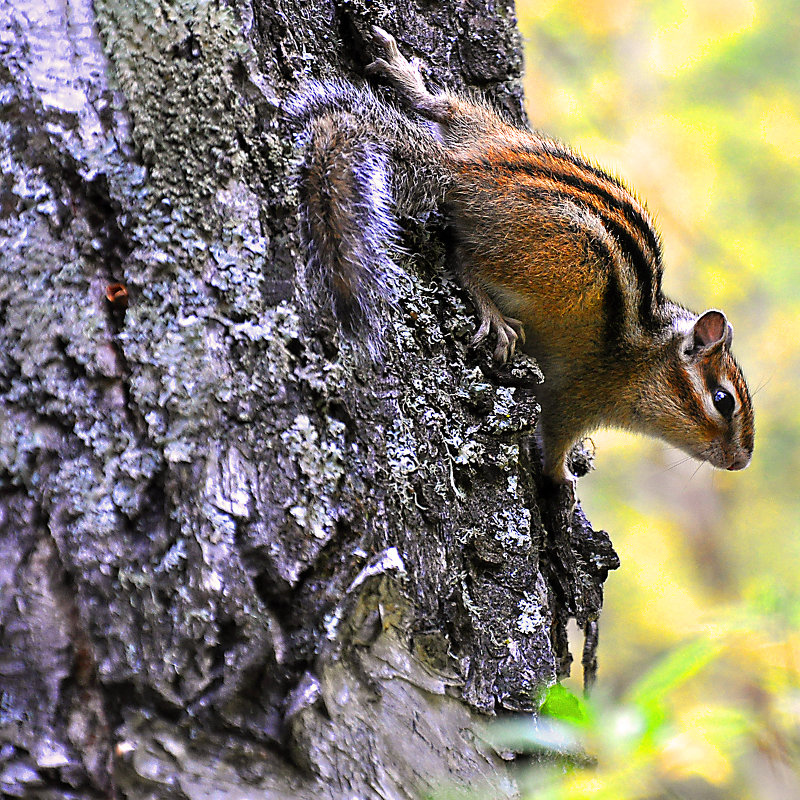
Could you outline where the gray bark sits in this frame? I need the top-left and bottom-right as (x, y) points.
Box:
(0, 0), (618, 798)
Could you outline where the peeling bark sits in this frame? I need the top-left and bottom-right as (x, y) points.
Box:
(0, 0), (618, 797)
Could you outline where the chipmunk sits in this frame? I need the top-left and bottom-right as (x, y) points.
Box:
(287, 27), (754, 489)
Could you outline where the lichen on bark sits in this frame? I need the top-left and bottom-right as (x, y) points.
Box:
(0, 0), (618, 797)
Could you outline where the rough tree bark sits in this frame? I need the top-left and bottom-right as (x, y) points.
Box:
(0, 0), (619, 797)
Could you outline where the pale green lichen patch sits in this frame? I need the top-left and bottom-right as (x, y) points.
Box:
(91, 0), (273, 455)
(485, 386), (520, 433)
(517, 579), (549, 636)
(208, 180), (267, 318)
(493, 505), (532, 552)
(281, 413), (347, 542)
(94, 0), (252, 215)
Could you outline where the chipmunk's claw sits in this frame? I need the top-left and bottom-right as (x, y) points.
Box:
(471, 309), (525, 364)
(371, 25), (400, 58)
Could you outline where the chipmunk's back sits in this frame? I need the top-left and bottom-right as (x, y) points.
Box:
(439, 113), (666, 361)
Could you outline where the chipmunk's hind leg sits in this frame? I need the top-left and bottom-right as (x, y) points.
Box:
(366, 27), (457, 123)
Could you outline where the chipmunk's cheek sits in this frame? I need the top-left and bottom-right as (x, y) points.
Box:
(700, 429), (729, 469)
(706, 450), (727, 469)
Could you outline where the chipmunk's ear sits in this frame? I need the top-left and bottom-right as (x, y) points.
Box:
(688, 310), (733, 356)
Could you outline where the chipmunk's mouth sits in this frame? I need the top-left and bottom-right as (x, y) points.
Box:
(692, 443), (749, 472)
(727, 454), (750, 470)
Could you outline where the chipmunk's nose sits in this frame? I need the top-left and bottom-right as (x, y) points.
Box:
(727, 452), (751, 470)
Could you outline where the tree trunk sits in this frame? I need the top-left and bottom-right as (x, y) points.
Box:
(0, 0), (618, 797)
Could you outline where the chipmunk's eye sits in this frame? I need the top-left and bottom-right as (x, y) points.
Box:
(713, 387), (735, 419)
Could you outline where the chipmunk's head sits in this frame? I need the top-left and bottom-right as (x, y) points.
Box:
(641, 309), (754, 471)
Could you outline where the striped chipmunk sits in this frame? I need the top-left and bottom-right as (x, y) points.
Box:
(288, 27), (754, 490)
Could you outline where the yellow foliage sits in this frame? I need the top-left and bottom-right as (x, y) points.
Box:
(649, 0), (757, 75)
(759, 94), (800, 158)
(659, 728), (733, 784)
(513, 0), (800, 797)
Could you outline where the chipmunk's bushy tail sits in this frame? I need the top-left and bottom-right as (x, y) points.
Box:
(286, 80), (406, 359)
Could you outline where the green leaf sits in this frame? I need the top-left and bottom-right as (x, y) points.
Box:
(540, 683), (592, 727)
(625, 638), (724, 714)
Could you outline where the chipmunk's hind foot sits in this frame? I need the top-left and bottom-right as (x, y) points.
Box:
(366, 26), (455, 123)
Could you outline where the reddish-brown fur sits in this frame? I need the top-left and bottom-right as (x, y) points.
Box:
(302, 27), (755, 486)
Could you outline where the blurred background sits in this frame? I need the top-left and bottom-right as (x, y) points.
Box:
(513, 0), (800, 796)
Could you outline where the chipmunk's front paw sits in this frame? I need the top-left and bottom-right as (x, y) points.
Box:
(471, 309), (526, 364)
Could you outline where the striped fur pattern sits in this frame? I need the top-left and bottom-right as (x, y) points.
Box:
(431, 94), (754, 482)
(290, 28), (755, 483)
